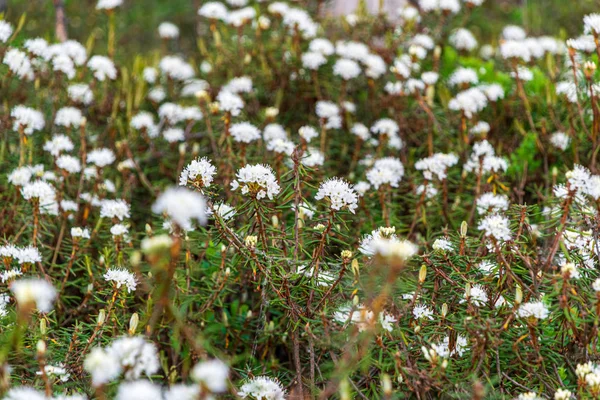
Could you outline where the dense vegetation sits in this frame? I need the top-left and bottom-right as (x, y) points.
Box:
(1, 0), (600, 399)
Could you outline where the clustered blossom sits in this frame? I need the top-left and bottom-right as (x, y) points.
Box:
(152, 187), (207, 231)
(179, 157), (217, 188)
(315, 178), (358, 213)
(104, 268), (137, 292)
(231, 164), (280, 200)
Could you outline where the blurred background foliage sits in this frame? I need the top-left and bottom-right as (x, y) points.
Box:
(2, 0), (598, 59)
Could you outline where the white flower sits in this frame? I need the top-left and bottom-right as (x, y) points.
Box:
(148, 87), (166, 103)
(302, 148), (324, 167)
(550, 131), (570, 151)
(159, 55), (195, 81)
(517, 300), (549, 320)
(56, 155), (82, 173)
(143, 67), (157, 84)
(0, 20), (13, 42)
(584, 14), (600, 35)
(480, 84), (505, 101)
(316, 101), (340, 120)
(302, 51), (327, 70)
(84, 348), (121, 387)
(21, 180), (56, 205)
(223, 76), (253, 94)
(450, 28), (478, 51)
(239, 376), (286, 400)
(191, 359), (229, 393)
(309, 38), (335, 56)
(560, 261), (580, 279)
(211, 202), (236, 221)
(217, 90), (244, 116)
(230, 122), (261, 143)
(413, 304), (434, 320)
(448, 87), (488, 118)
(554, 389), (572, 400)
(46, 142), (77, 167)
(11, 106), (45, 135)
(71, 227), (91, 239)
(68, 84), (94, 105)
(198, 2), (229, 20)
(88, 148), (116, 167)
(116, 381), (162, 400)
(0, 269), (22, 283)
(470, 121), (490, 135)
(158, 22), (179, 39)
(131, 112), (155, 132)
(366, 157), (404, 189)
(163, 127), (185, 143)
(24, 38), (49, 57)
(315, 178), (358, 213)
(371, 118), (399, 137)
(100, 199), (131, 220)
(415, 153), (458, 180)
(179, 157), (216, 188)
(333, 58), (361, 80)
(500, 40), (531, 62)
(55, 107), (84, 128)
(96, 0), (123, 10)
(3, 48), (33, 79)
(464, 284), (488, 306)
(448, 67), (479, 87)
(354, 181), (371, 196)
(299, 126), (318, 143)
(104, 268), (137, 292)
(502, 25), (527, 40)
(152, 187), (207, 231)
(88, 56), (117, 81)
(52, 54), (76, 79)
(478, 213), (512, 242)
(476, 193), (509, 215)
(351, 123), (370, 141)
(10, 279), (57, 313)
(593, 278), (600, 292)
(108, 336), (160, 380)
(15, 246), (43, 264)
(165, 384), (200, 400)
(3, 387), (47, 400)
(267, 138), (295, 156)
(110, 224), (128, 236)
(432, 238), (453, 252)
(231, 164), (280, 200)
(369, 237), (418, 262)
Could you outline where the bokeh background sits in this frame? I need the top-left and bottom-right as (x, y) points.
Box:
(1, 0), (597, 56)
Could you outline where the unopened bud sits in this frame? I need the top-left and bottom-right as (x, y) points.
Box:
(341, 250), (352, 261)
(460, 221), (468, 238)
(441, 303), (448, 318)
(271, 215), (279, 228)
(36, 340), (46, 355)
(40, 319), (47, 335)
(245, 235), (258, 249)
(351, 259), (359, 275)
(353, 295), (359, 306)
(178, 143), (186, 156)
(382, 374), (392, 395)
(129, 313), (139, 335)
(97, 309), (106, 326)
(515, 285), (523, 305)
(418, 265), (427, 283)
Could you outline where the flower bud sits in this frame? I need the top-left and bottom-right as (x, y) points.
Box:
(418, 265), (427, 283)
(40, 319), (47, 335)
(245, 235), (258, 249)
(271, 215), (279, 229)
(353, 295), (359, 306)
(441, 303), (448, 318)
(129, 313), (139, 335)
(36, 340), (46, 355)
(341, 250), (352, 261)
(351, 259), (360, 275)
(460, 221), (468, 238)
(178, 143), (186, 156)
(97, 309), (106, 326)
(515, 285), (523, 305)
(382, 374), (392, 395)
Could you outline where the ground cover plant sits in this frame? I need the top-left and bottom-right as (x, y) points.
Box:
(1, 0), (600, 398)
